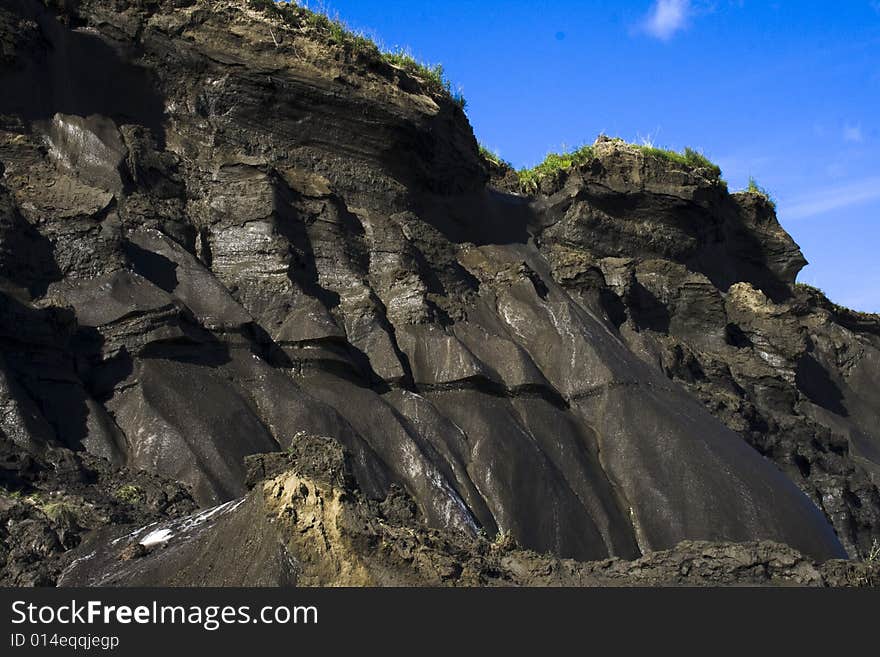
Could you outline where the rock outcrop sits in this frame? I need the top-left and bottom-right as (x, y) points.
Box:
(1, 0), (878, 586)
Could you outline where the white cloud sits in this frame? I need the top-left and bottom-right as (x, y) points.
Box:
(642, 0), (693, 41)
(784, 176), (880, 220)
(843, 123), (864, 143)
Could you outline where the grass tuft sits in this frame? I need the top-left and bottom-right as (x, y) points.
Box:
(637, 145), (722, 179)
(40, 501), (80, 524)
(516, 139), (724, 195)
(479, 144), (510, 169)
(745, 176), (776, 208)
(247, 1), (464, 108)
(517, 144), (596, 194)
(1, 486), (23, 500)
(114, 485), (145, 506)
(381, 48), (466, 108)
(795, 282), (824, 296)
(302, 7), (378, 55)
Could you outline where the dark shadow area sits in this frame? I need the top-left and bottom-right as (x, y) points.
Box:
(796, 354), (848, 417)
(272, 183), (343, 311)
(273, 177), (417, 389)
(406, 238), (479, 324)
(508, 382), (570, 410)
(0, 292), (89, 451)
(628, 282), (671, 333)
(662, 344), (706, 384)
(71, 327), (133, 402)
(0, 186), (63, 298)
(410, 246), (450, 297)
(414, 188), (534, 246)
(408, 249), (456, 327)
(0, 429), (39, 494)
(123, 240), (179, 293)
(0, 0), (166, 145)
(20, 377), (89, 452)
(793, 454), (812, 479)
(287, 337), (375, 383)
(415, 375), (569, 410)
(74, 310), (234, 405)
(120, 125), (185, 199)
(691, 195), (801, 303)
(575, 192), (709, 259)
(525, 268), (549, 300)
(284, 335), (398, 394)
(138, 331), (233, 369)
(584, 190), (686, 222)
(821, 302), (880, 338)
(344, 342), (394, 393)
(599, 288), (628, 329)
(725, 323), (753, 349)
(241, 321), (294, 369)
(358, 291), (416, 390)
(558, 187), (799, 304)
(379, 100), (486, 197)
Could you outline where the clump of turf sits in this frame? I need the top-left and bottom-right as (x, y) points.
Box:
(745, 176), (776, 208)
(517, 144), (596, 194)
(382, 48), (466, 109)
(516, 139), (724, 195)
(479, 144), (511, 169)
(114, 484), (145, 505)
(636, 145), (722, 179)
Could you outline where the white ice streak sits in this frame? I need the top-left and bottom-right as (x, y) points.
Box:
(139, 528), (174, 547)
(113, 498), (248, 550)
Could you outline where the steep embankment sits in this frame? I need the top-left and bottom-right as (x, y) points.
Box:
(1, 0), (878, 586)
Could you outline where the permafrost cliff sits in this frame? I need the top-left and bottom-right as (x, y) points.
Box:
(1, 0), (878, 586)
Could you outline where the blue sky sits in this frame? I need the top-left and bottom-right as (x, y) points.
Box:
(295, 1), (880, 312)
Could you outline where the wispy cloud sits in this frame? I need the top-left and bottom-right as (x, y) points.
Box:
(642, 0), (693, 41)
(843, 123), (864, 143)
(784, 176), (880, 220)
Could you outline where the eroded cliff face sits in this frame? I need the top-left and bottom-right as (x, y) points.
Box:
(1, 0), (878, 586)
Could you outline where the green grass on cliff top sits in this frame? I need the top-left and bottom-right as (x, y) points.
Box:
(478, 144), (512, 168)
(517, 140), (723, 194)
(517, 144), (598, 193)
(247, 0), (466, 109)
(746, 176), (776, 208)
(249, 3), (726, 194)
(639, 145), (722, 179)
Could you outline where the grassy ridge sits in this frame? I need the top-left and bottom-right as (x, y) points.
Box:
(249, 3), (731, 193)
(382, 49), (467, 109)
(517, 145), (596, 193)
(517, 140), (723, 194)
(247, 0), (466, 108)
(638, 145), (722, 179)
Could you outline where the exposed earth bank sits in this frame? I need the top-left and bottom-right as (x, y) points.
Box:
(1, 0), (879, 586)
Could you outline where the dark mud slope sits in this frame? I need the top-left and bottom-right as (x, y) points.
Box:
(1, 0), (879, 587)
